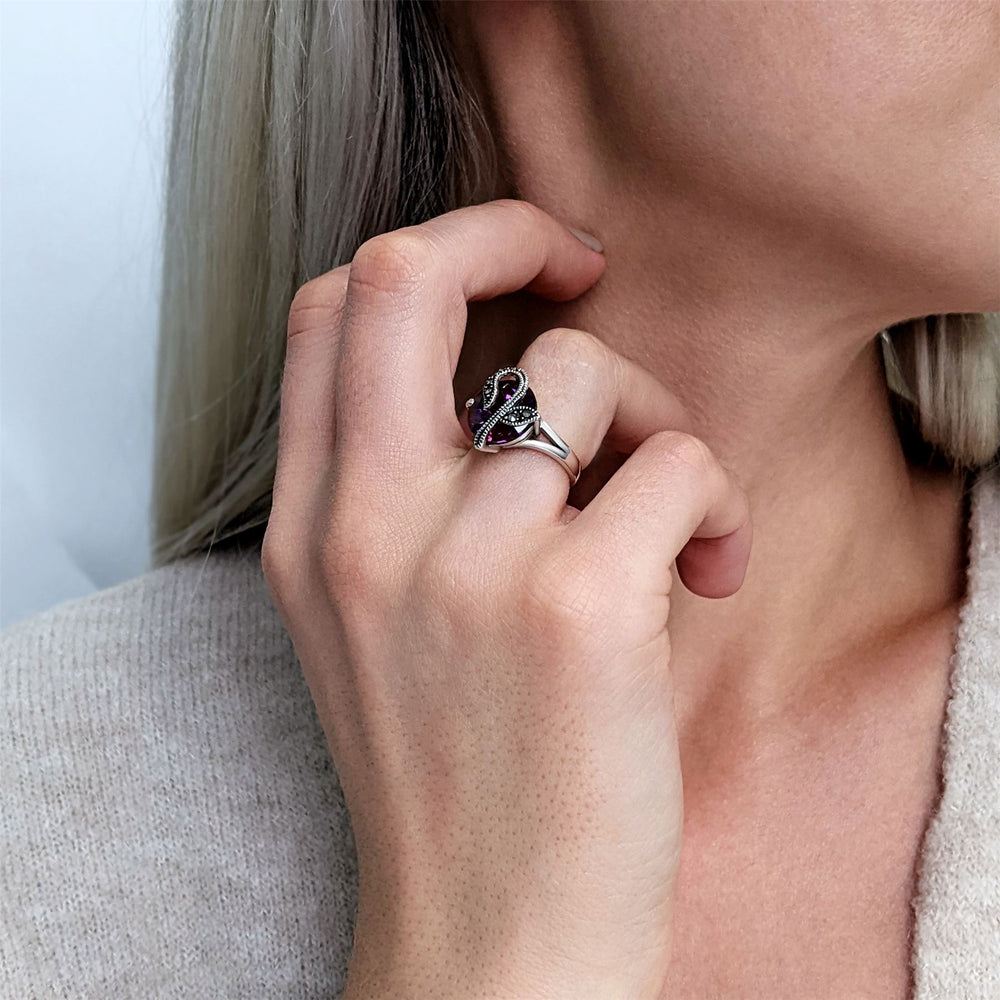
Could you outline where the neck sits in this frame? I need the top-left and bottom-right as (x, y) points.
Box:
(456, 285), (968, 718)
(445, 3), (970, 719)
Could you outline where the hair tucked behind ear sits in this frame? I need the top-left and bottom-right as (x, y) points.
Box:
(152, 0), (1000, 567)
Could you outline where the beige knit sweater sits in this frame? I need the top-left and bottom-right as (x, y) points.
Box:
(3, 468), (998, 999)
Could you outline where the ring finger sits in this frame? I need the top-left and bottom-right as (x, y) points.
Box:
(333, 200), (606, 499)
(459, 327), (695, 523)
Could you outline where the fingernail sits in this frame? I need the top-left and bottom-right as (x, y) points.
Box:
(566, 226), (604, 253)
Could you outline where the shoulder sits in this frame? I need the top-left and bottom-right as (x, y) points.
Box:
(911, 463), (1000, 998)
(1, 544), (357, 998)
(968, 460), (1000, 581)
(5, 540), (281, 660)
(955, 462), (1000, 694)
(3, 543), (311, 712)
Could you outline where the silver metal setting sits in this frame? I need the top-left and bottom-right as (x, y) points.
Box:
(464, 366), (582, 486)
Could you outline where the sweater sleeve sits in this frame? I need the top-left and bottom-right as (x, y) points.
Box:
(0, 545), (359, 1000)
(3, 471), (998, 998)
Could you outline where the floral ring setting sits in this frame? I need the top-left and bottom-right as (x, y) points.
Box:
(462, 366), (582, 486)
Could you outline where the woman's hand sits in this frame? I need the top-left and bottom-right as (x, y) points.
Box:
(262, 199), (752, 1000)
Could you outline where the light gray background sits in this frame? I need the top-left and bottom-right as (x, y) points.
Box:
(1, 0), (172, 627)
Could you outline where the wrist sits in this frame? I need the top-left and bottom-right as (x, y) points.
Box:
(341, 881), (668, 1000)
(341, 953), (650, 1000)
(341, 937), (630, 1000)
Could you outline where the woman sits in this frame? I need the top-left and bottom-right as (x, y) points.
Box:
(3, 2), (998, 997)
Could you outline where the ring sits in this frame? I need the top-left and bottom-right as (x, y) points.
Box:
(463, 366), (582, 486)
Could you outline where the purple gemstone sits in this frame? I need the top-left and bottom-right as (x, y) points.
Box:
(467, 374), (537, 446)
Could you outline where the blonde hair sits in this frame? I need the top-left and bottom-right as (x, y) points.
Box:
(152, 0), (1000, 567)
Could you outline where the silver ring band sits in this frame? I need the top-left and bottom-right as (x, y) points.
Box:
(463, 366), (582, 486)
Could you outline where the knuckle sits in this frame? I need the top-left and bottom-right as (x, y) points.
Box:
(649, 430), (718, 483)
(260, 525), (287, 591)
(517, 550), (607, 647)
(488, 197), (549, 228)
(348, 231), (433, 296)
(260, 519), (305, 611)
(527, 326), (606, 369)
(521, 327), (610, 391)
(287, 267), (350, 337)
(289, 267), (350, 315)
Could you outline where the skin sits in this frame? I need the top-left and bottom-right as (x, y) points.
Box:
(441, 0), (998, 693)
(438, 2), (998, 995)
(269, 208), (732, 1000)
(264, 2), (998, 998)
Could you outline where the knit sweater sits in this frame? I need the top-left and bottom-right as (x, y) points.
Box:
(2, 468), (998, 1000)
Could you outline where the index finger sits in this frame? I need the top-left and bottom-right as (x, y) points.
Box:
(334, 199), (606, 478)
